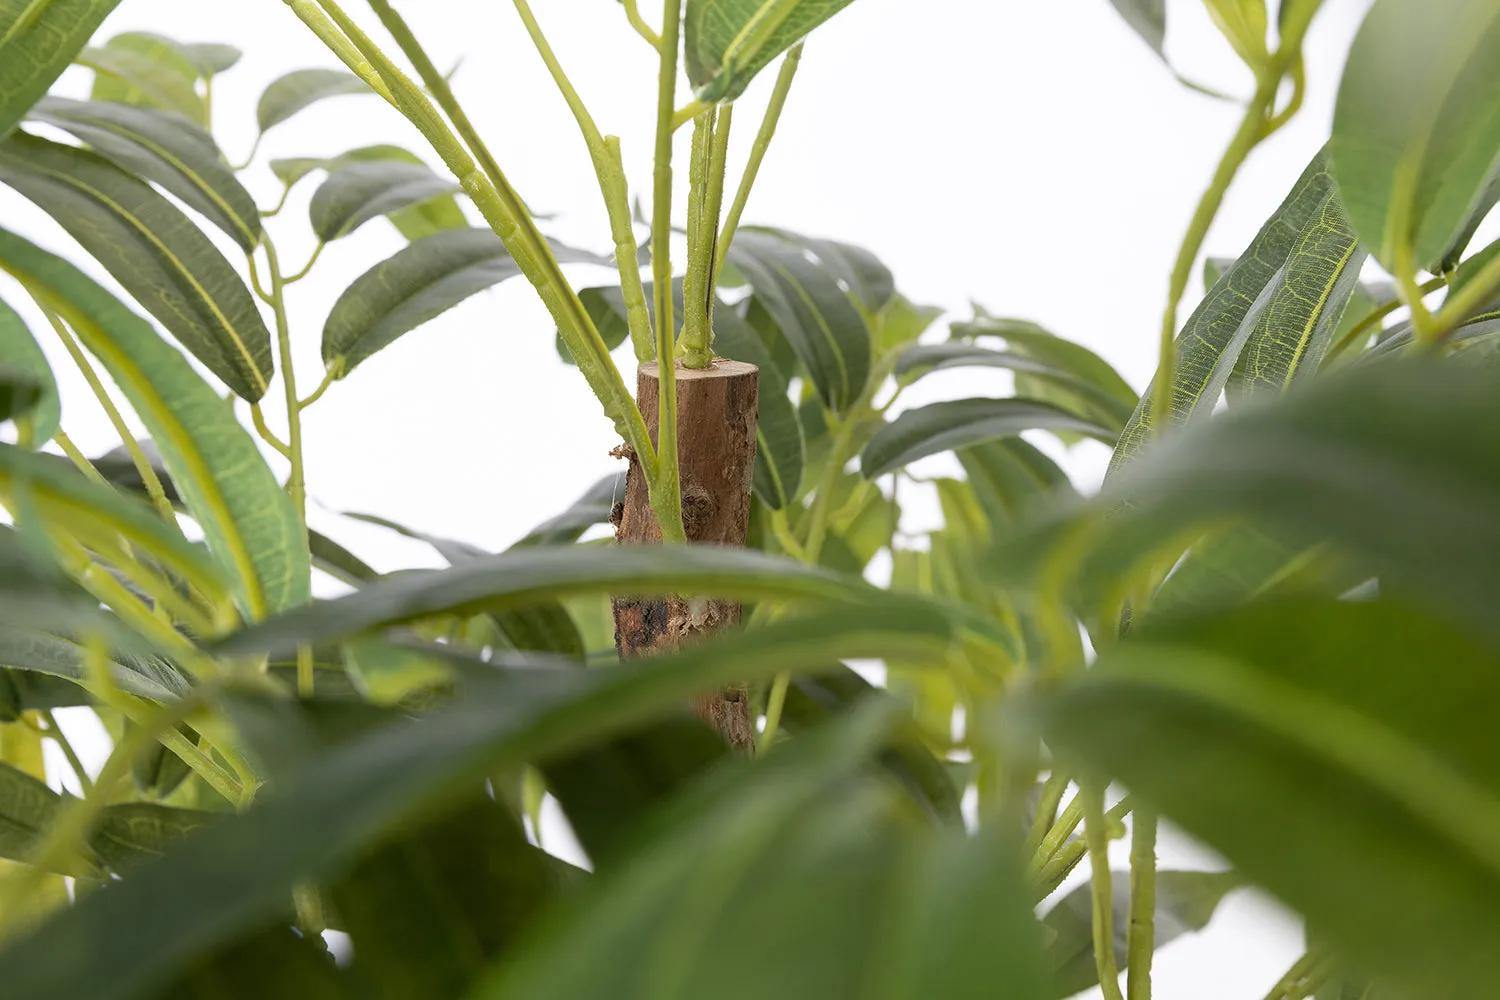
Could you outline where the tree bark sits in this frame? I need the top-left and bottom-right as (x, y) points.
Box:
(611, 358), (759, 754)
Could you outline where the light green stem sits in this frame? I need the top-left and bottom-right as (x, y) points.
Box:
(260, 237), (306, 527)
(714, 44), (802, 283)
(680, 108), (718, 369)
(280, 0), (395, 101)
(510, 0), (655, 362)
(703, 105), (733, 304)
(1023, 768), (1071, 859)
(37, 301), (179, 529)
(1085, 783), (1127, 1000)
(52, 430), (109, 487)
(1323, 276), (1446, 364)
(1127, 809), (1159, 1000)
(758, 670), (791, 752)
(623, 0), (661, 47)
(1433, 249), (1500, 341)
(649, 0), (688, 545)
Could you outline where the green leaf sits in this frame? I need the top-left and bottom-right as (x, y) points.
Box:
(343, 634), (453, 706)
(860, 398), (1115, 480)
(0, 226), (309, 619)
(339, 509), (488, 564)
(215, 545), (901, 660)
(178, 42), (241, 78)
(322, 228), (603, 377)
(957, 438), (1077, 531)
(753, 227), (895, 312)
(1001, 359), (1500, 645)
(29, 97), (261, 251)
(480, 704), (1049, 1000)
(89, 802), (215, 874)
(0, 760), (96, 876)
(1107, 0), (1166, 55)
(1037, 599), (1500, 1000)
(1331, 0), (1500, 272)
(896, 342), (1136, 430)
(874, 293), (943, 353)
(329, 795), (562, 999)
(510, 471), (626, 548)
(0, 132), (274, 401)
(1043, 869), (1240, 997)
(683, 0), (858, 102)
(715, 301), (805, 509)
(256, 68), (371, 134)
(0, 291), (58, 444)
(0, 604), (967, 1000)
(308, 159), (459, 242)
(728, 227), (872, 413)
(1226, 188), (1368, 399)
(79, 33), (207, 125)
(0, 442), (234, 612)
(0, 0), (123, 139)
(323, 144), (467, 241)
(951, 315), (1139, 415)
(1108, 151), (1335, 476)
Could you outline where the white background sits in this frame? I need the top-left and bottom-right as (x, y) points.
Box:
(0, 0), (1399, 994)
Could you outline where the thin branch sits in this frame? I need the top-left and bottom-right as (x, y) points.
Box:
(622, 0), (662, 48)
(1085, 783), (1127, 1000)
(1127, 809), (1159, 1000)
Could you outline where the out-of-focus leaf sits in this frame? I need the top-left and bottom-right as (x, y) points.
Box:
(874, 293), (943, 353)
(1331, 0), (1500, 272)
(0, 761), (97, 876)
(0, 0), (123, 138)
(958, 438), (1077, 530)
(90, 803), (215, 874)
(1107, 0), (1166, 55)
(1043, 869), (1240, 997)
(952, 316), (1139, 415)
(322, 228), (604, 378)
(256, 68), (371, 133)
(179, 42), (241, 77)
(308, 159), (459, 242)
(861, 398), (1114, 479)
(1107, 152), (1335, 476)
(29, 97), (260, 251)
(0, 133), (273, 401)
(0, 227), (308, 618)
(510, 472), (625, 548)
(0, 604), (967, 1000)
(477, 703), (1049, 1000)
(683, 0), (857, 102)
(0, 293), (56, 444)
(80, 32), (206, 125)
(728, 228), (871, 413)
(1038, 599), (1500, 1000)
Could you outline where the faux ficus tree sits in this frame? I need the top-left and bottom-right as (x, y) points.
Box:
(2, 0), (1500, 998)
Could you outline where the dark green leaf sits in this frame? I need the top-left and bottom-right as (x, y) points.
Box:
(510, 472), (626, 548)
(1107, 151), (1335, 476)
(0, 0), (123, 138)
(308, 160), (459, 242)
(0, 226), (309, 618)
(957, 438), (1077, 530)
(683, 0), (857, 102)
(156, 924), (349, 1000)
(0, 292), (56, 443)
(752, 227), (895, 312)
(1043, 869), (1240, 997)
(0, 761), (97, 876)
(861, 398), (1115, 479)
(0, 604), (965, 1000)
(256, 68), (371, 133)
(323, 228), (605, 377)
(715, 301), (805, 509)
(324, 144), (467, 241)
(80, 33), (206, 125)
(728, 227), (871, 413)
(308, 531), (377, 587)
(952, 315), (1139, 415)
(1038, 599), (1500, 1000)
(1108, 0), (1166, 55)
(90, 803), (216, 874)
(0, 132), (274, 401)
(1331, 0), (1500, 271)
(29, 97), (260, 251)
(0, 626), (190, 703)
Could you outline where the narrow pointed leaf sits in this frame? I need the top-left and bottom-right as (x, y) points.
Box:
(1331, 0), (1500, 272)
(1107, 0), (1167, 55)
(309, 160), (459, 242)
(683, 0), (859, 102)
(957, 438), (1077, 530)
(728, 228), (871, 412)
(29, 97), (260, 251)
(861, 398), (1114, 480)
(0, 0), (123, 138)
(510, 471), (626, 548)
(951, 316), (1139, 414)
(0, 604), (964, 1000)
(1108, 151), (1336, 476)
(0, 226), (308, 618)
(0, 132), (274, 401)
(0, 292), (57, 444)
(752, 227), (895, 312)
(80, 33), (206, 125)
(256, 68), (371, 133)
(322, 228), (604, 377)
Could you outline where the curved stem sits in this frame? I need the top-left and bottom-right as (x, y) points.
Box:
(650, 0), (688, 545)
(261, 182), (293, 218)
(36, 301), (179, 529)
(299, 369), (336, 410)
(250, 402), (292, 459)
(260, 236), (306, 525)
(714, 44), (801, 283)
(282, 241), (325, 284)
(1126, 809), (1159, 1000)
(510, 0), (655, 362)
(671, 99), (710, 130)
(229, 132), (262, 172)
(1433, 249), (1500, 341)
(623, 0), (661, 48)
(1085, 783), (1127, 1000)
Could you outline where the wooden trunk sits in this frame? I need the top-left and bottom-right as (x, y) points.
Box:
(611, 358), (759, 754)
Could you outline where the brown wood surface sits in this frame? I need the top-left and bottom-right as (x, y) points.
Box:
(611, 358), (760, 754)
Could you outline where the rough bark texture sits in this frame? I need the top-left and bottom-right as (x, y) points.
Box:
(611, 358), (759, 754)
